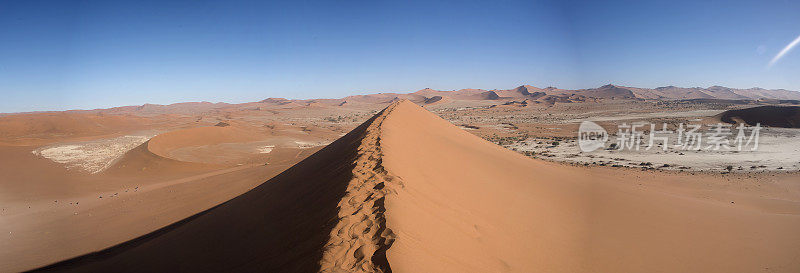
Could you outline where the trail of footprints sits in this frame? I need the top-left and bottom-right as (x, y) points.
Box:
(320, 104), (400, 273)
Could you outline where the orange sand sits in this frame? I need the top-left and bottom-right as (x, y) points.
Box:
(21, 100), (800, 272)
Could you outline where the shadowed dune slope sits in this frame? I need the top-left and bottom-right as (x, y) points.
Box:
(32, 100), (800, 273)
(718, 105), (800, 128)
(31, 108), (390, 273)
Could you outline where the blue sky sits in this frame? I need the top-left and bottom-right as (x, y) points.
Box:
(1, 0), (799, 113)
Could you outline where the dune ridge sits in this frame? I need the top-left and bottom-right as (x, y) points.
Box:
(320, 101), (399, 272)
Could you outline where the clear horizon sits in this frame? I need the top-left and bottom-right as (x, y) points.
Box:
(3, 82), (800, 114)
(2, 0), (799, 113)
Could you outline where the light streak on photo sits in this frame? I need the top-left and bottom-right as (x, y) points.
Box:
(768, 34), (800, 67)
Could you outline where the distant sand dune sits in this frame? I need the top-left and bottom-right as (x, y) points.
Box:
(718, 105), (800, 128)
(146, 125), (263, 160)
(103, 140), (212, 176)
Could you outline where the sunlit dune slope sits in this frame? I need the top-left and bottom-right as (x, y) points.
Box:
(103, 140), (214, 176)
(147, 124), (263, 159)
(33, 100), (800, 273)
(0, 112), (149, 145)
(381, 101), (800, 272)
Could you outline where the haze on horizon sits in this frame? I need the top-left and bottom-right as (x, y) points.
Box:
(1, 0), (799, 113)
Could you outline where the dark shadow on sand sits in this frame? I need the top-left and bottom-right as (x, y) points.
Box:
(30, 114), (381, 273)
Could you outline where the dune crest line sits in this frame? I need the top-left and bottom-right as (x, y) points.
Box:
(320, 101), (401, 273)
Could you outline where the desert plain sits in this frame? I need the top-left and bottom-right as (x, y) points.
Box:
(1, 84), (800, 272)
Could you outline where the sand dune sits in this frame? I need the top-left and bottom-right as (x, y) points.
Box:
(103, 140), (213, 175)
(381, 101), (800, 272)
(147, 125), (263, 160)
(31, 100), (800, 272)
(718, 105), (800, 128)
(0, 112), (149, 143)
(2, 125), (325, 272)
(31, 109), (387, 272)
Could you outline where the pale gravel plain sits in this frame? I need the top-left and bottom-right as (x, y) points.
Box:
(32, 135), (154, 173)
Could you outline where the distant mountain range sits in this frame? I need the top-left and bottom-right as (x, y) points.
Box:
(4, 84), (799, 115)
(328, 84), (800, 105)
